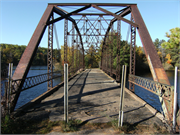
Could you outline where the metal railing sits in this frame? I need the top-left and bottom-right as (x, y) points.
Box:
(128, 74), (173, 101)
(8, 67), (82, 94)
(11, 70), (63, 94)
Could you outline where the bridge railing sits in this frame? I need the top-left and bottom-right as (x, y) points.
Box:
(11, 70), (63, 94)
(128, 74), (180, 130)
(128, 74), (173, 101)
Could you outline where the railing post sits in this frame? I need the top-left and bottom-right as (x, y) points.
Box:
(64, 63), (68, 123)
(118, 65), (127, 127)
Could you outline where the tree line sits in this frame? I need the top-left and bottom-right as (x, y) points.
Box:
(0, 44), (61, 70)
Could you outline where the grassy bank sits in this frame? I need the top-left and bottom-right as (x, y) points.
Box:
(1, 115), (169, 134)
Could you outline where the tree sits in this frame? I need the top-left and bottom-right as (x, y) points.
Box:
(85, 45), (100, 68)
(154, 38), (165, 51)
(153, 38), (166, 63)
(161, 27), (180, 67)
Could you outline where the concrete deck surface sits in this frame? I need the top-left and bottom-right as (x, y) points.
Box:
(17, 69), (166, 133)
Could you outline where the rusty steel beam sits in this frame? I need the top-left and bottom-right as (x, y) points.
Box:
(47, 5), (91, 25)
(130, 5), (170, 85)
(48, 3), (136, 6)
(112, 7), (131, 23)
(92, 5), (138, 27)
(11, 5), (54, 112)
(64, 19), (68, 63)
(72, 24), (75, 70)
(110, 27), (113, 77)
(116, 20), (121, 82)
(76, 34), (79, 69)
(130, 5), (171, 122)
(72, 13), (110, 16)
(115, 6), (130, 14)
(54, 6), (68, 14)
(47, 15), (54, 90)
(129, 15), (136, 92)
(53, 6), (74, 22)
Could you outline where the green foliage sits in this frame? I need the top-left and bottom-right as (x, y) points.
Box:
(165, 47), (180, 68)
(1, 115), (61, 134)
(1, 115), (39, 134)
(100, 32), (131, 70)
(1, 115), (12, 133)
(60, 119), (81, 132)
(161, 27), (180, 49)
(1, 43), (61, 69)
(161, 27), (180, 67)
(154, 38), (165, 51)
(85, 45), (100, 68)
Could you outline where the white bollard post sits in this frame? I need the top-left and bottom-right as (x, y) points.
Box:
(173, 66), (178, 132)
(118, 65), (127, 127)
(64, 63), (68, 123)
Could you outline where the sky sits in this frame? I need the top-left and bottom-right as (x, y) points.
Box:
(0, 0), (179, 49)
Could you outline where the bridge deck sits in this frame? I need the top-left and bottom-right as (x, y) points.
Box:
(17, 69), (164, 126)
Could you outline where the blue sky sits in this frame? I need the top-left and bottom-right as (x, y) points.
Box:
(0, 0), (179, 49)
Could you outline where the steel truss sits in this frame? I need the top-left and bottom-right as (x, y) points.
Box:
(9, 3), (178, 130)
(129, 15), (136, 92)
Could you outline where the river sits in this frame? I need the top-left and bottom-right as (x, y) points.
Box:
(1, 66), (62, 109)
(1, 66), (179, 111)
(134, 71), (180, 112)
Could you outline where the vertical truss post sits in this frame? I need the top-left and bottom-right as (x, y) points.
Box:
(106, 43), (108, 72)
(129, 15), (136, 92)
(110, 24), (113, 77)
(79, 48), (81, 68)
(116, 20), (121, 82)
(64, 19), (68, 64)
(102, 38), (106, 71)
(72, 23), (75, 72)
(47, 14), (53, 90)
(101, 45), (103, 70)
(82, 46), (85, 70)
(107, 36), (110, 73)
(78, 46), (80, 69)
(76, 34), (79, 70)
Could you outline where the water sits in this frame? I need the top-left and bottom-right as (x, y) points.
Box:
(12, 66), (62, 109)
(134, 70), (180, 112)
(1, 66), (179, 112)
